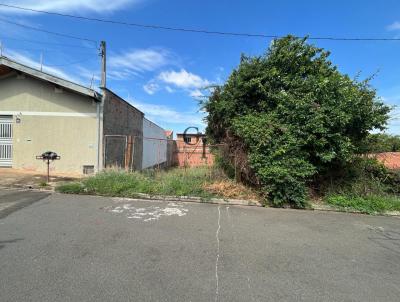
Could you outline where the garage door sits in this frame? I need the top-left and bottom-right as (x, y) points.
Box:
(0, 116), (13, 167)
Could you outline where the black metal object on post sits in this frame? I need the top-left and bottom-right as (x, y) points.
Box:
(183, 126), (208, 159)
(182, 127), (199, 145)
(36, 151), (61, 183)
(201, 136), (207, 159)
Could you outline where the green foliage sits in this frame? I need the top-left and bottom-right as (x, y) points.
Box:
(56, 168), (217, 198)
(213, 149), (236, 179)
(204, 36), (391, 207)
(56, 182), (84, 194)
(323, 158), (400, 214)
(39, 181), (49, 187)
(83, 171), (155, 196)
(326, 195), (400, 214)
(359, 133), (400, 153)
(319, 158), (400, 195)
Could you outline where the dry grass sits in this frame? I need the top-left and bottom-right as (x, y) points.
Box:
(204, 180), (260, 200)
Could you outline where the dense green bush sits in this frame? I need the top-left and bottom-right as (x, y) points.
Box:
(204, 36), (390, 207)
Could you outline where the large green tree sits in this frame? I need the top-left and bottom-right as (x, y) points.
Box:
(204, 36), (391, 207)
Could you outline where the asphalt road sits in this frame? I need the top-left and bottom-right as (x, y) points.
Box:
(0, 190), (399, 302)
(0, 189), (50, 219)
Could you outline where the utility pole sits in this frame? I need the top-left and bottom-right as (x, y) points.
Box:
(97, 40), (107, 173)
(100, 41), (106, 88)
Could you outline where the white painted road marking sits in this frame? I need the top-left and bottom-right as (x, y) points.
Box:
(104, 200), (188, 222)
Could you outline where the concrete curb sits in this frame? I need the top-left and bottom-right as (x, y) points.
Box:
(311, 204), (400, 217)
(125, 192), (263, 207)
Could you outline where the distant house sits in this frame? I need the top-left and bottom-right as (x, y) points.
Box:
(0, 56), (167, 174)
(164, 130), (173, 140)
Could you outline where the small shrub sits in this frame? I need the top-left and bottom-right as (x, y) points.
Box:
(56, 182), (84, 194)
(82, 171), (153, 196)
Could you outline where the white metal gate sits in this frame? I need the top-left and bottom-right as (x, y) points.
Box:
(0, 116), (13, 167)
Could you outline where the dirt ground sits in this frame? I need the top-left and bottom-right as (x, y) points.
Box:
(0, 168), (80, 190)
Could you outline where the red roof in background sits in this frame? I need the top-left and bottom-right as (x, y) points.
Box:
(165, 130), (173, 138)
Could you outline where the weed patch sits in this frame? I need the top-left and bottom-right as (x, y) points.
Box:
(56, 167), (248, 200)
(325, 194), (400, 214)
(56, 182), (84, 194)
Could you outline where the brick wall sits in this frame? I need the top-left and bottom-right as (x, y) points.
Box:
(102, 89), (143, 170)
(173, 134), (214, 167)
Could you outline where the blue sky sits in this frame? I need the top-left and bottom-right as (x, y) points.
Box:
(1, 0), (400, 134)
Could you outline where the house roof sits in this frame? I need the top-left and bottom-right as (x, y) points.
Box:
(0, 56), (101, 101)
(165, 130), (173, 137)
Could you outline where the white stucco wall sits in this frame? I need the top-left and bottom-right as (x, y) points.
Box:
(142, 118), (167, 169)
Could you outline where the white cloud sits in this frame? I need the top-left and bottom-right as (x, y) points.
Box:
(189, 89), (204, 98)
(158, 69), (210, 89)
(165, 86), (175, 93)
(0, 0), (141, 14)
(143, 81), (159, 95)
(129, 99), (205, 127)
(108, 69), (138, 80)
(387, 21), (400, 31)
(109, 48), (172, 79)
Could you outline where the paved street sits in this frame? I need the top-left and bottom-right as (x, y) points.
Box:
(0, 190), (399, 302)
(0, 189), (50, 219)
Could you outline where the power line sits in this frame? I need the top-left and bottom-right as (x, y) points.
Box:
(0, 17), (98, 45)
(0, 3), (399, 41)
(0, 43), (97, 55)
(0, 34), (97, 49)
(45, 56), (97, 67)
